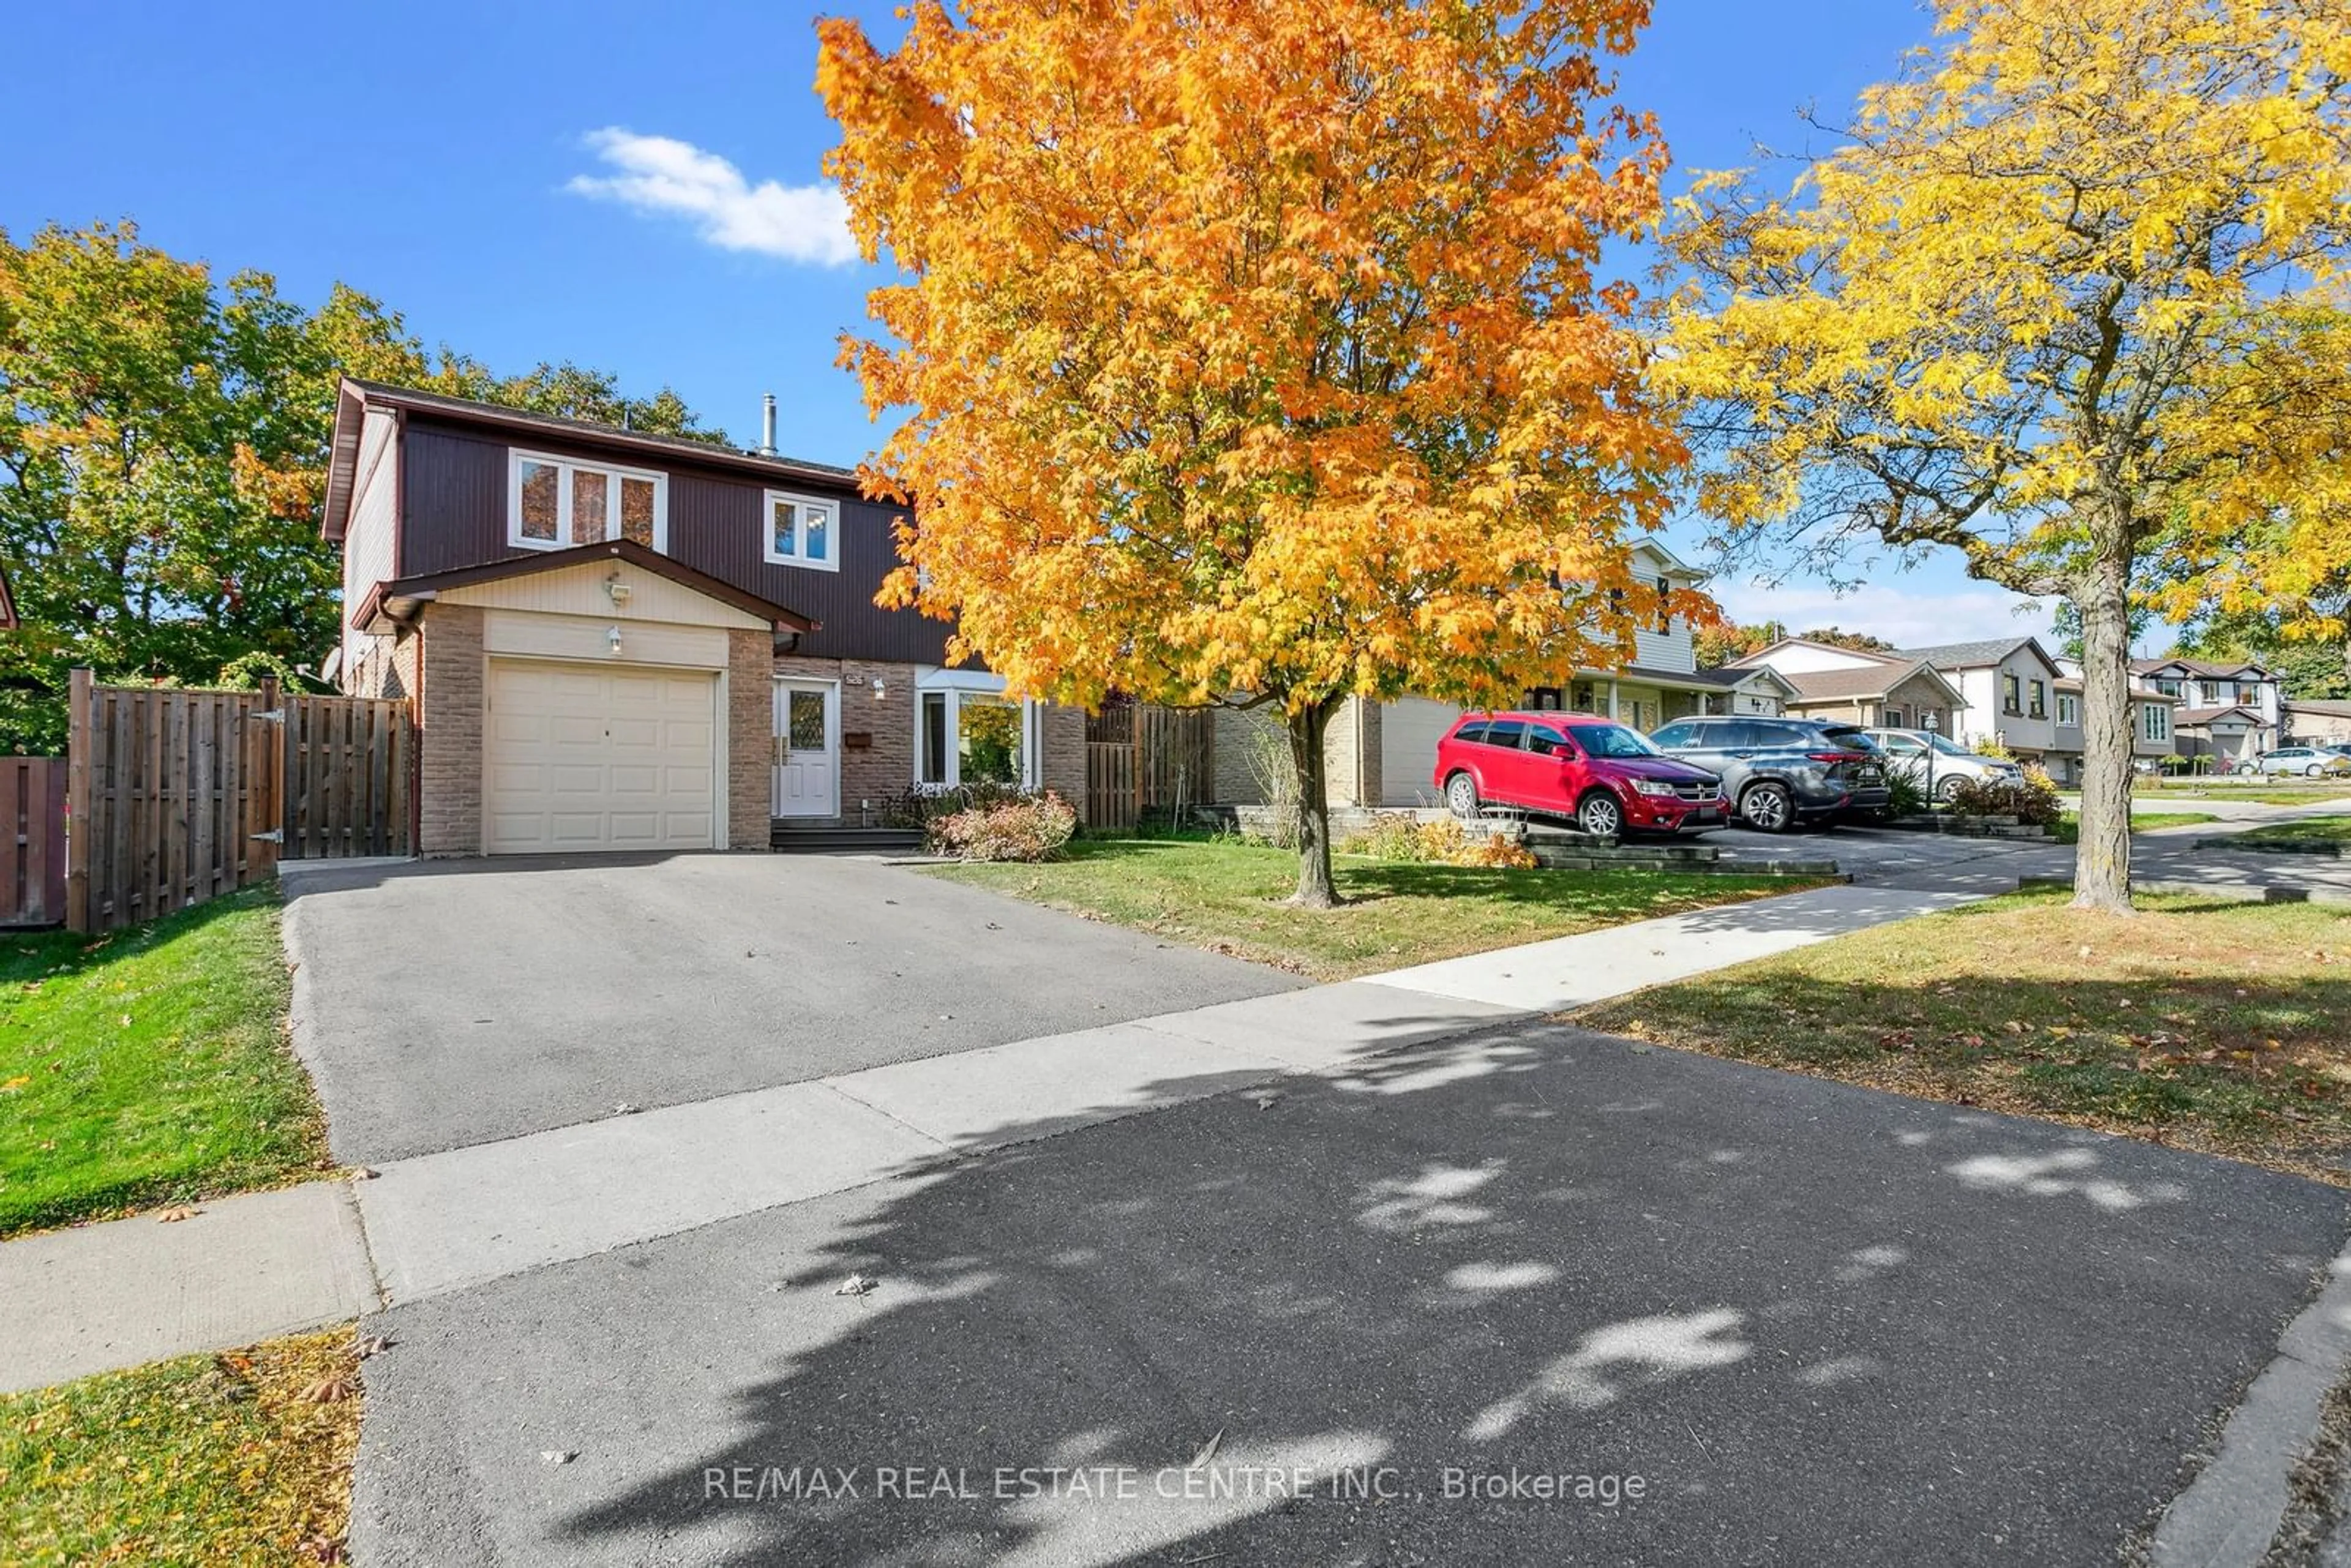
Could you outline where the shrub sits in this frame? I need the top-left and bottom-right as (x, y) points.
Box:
(1335, 814), (1536, 869)
(924, 790), (1079, 861)
(1944, 770), (2061, 827)
(1884, 769), (1928, 819)
(877, 780), (1034, 828)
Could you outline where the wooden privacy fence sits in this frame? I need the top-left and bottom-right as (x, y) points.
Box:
(65, 672), (416, 934)
(0, 757), (67, 928)
(1086, 701), (1215, 830)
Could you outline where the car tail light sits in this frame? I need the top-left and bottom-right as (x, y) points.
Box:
(1808, 751), (1868, 764)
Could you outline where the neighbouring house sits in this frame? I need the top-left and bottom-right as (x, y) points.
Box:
(2285, 698), (2351, 748)
(1745, 658), (1966, 736)
(1210, 539), (1798, 809)
(320, 379), (1086, 856)
(2129, 656), (2284, 767)
(1732, 632), (2189, 784)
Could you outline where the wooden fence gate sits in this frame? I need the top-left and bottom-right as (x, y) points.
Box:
(65, 672), (416, 934)
(1085, 701), (1215, 831)
(0, 757), (67, 928)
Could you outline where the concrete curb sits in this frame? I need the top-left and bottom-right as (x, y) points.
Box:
(2018, 874), (2351, 907)
(2151, 1245), (2351, 1567)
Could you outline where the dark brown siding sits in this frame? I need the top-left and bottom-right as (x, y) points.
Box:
(397, 416), (956, 666)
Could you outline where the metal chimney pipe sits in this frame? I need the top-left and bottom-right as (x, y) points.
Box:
(759, 394), (778, 457)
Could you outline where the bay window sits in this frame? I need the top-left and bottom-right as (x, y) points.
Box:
(509, 450), (665, 551)
(916, 669), (1041, 789)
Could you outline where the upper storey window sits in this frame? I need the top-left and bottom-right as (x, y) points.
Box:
(765, 490), (839, 572)
(509, 449), (667, 552)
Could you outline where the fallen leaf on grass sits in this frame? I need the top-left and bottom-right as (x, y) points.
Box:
(300, 1375), (357, 1404)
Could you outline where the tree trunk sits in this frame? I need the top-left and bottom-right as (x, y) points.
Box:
(2072, 541), (2138, 915)
(1288, 696), (1343, 909)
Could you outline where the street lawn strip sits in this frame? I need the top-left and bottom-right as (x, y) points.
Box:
(0, 883), (329, 1239)
(0, 1327), (362, 1566)
(2052, 809), (2220, 843)
(2238, 817), (2351, 846)
(923, 836), (1821, 981)
(2136, 784), (2351, 806)
(1572, 890), (2351, 1183)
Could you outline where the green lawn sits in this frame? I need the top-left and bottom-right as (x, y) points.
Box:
(926, 837), (1817, 980)
(0, 885), (328, 1237)
(2238, 817), (2351, 846)
(1574, 891), (2351, 1182)
(2137, 782), (2351, 806)
(0, 1329), (361, 1566)
(2052, 809), (2219, 843)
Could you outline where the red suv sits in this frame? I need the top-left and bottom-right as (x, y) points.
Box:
(1433, 711), (1730, 837)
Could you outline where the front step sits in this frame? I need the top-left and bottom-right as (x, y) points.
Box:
(770, 825), (924, 855)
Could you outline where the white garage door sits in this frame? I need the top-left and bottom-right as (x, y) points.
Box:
(485, 660), (719, 853)
(1381, 697), (1466, 806)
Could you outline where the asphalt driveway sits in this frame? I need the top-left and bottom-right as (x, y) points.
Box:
(350, 1021), (2349, 1566)
(282, 853), (1299, 1165)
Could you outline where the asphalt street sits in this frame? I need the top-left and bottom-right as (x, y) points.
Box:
(350, 1021), (2350, 1567)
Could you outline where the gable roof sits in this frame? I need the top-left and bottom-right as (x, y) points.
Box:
(321, 377), (866, 541)
(2131, 656), (2276, 680)
(1728, 636), (1908, 671)
(2288, 698), (2351, 720)
(362, 537), (817, 632)
(2175, 705), (2263, 726)
(1900, 636), (2065, 678)
(1780, 660), (1967, 707)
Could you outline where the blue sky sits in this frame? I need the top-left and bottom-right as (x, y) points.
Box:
(4, 0), (2062, 648)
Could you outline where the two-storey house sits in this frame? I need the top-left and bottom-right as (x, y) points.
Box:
(2128, 656), (2282, 767)
(320, 380), (1085, 856)
(1212, 538), (1796, 808)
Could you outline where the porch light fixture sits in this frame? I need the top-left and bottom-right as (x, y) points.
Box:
(871, 675), (888, 700)
(606, 572), (632, 606)
(607, 626), (624, 656)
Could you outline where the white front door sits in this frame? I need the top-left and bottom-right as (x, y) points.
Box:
(773, 680), (838, 817)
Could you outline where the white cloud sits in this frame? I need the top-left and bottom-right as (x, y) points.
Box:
(1707, 577), (2058, 650)
(566, 128), (858, 267)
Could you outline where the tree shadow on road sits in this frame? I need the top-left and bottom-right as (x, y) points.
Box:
(352, 1025), (2351, 1567)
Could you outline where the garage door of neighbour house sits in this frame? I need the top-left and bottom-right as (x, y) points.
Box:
(1381, 698), (1467, 806)
(485, 659), (719, 853)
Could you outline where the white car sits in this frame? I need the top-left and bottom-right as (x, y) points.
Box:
(2242, 746), (2351, 779)
(1863, 729), (2025, 801)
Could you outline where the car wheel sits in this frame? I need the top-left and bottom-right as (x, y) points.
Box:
(2309, 763), (2325, 778)
(1444, 771), (1482, 819)
(1576, 790), (1624, 839)
(1935, 775), (1967, 803)
(1740, 781), (1794, 833)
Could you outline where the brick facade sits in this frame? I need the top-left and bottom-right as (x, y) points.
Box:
(726, 629), (772, 850)
(1210, 700), (1383, 808)
(1041, 702), (1086, 817)
(416, 604), (486, 856)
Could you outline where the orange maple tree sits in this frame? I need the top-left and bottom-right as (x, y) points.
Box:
(819, 0), (1689, 905)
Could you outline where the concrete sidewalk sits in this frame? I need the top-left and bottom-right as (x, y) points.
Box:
(0, 1182), (380, 1395)
(2, 879), (1990, 1391)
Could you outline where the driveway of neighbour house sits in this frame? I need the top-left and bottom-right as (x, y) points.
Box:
(348, 1021), (2351, 1567)
(281, 853), (1302, 1166)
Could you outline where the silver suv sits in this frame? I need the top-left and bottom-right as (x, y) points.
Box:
(1862, 729), (2023, 802)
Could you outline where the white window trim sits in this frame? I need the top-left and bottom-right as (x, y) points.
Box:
(763, 489), (842, 572)
(912, 667), (1042, 790)
(2142, 703), (2172, 743)
(508, 448), (669, 553)
(2058, 694), (2079, 726)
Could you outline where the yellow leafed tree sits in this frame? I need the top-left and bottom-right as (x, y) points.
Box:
(1658, 0), (2351, 913)
(818, 0), (1690, 906)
